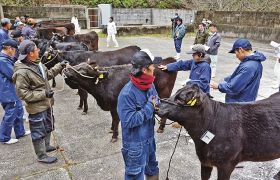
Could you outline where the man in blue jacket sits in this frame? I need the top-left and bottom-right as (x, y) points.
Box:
(210, 38), (266, 102)
(22, 18), (37, 40)
(0, 39), (30, 144)
(159, 44), (212, 94)
(173, 18), (186, 60)
(117, 49), (159, 180)
(0, 18), (12, 51)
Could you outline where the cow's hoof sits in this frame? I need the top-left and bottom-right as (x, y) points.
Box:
(110, 138), (118, 143)
(77, 107), (82, 110)
(156, 128), (164, 133)
(172, 122), (182, 128)
(81, 112), (87, 115)
(52, 84), (56, 88)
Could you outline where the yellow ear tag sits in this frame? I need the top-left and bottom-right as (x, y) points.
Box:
(190, 99), (197, 106)
(98, 74), (104, 79)
(47, 55), (52, 60)
(186, 97), (197, 106)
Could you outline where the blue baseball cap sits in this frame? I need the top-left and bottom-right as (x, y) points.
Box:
(2, 39), (18, 49)
(229, 38), (252, 53)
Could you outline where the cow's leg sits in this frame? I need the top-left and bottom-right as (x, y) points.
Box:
(217, 163), (235, 180)
(157, 117), (166, 133)
(110, 109), (119, 143)
(77, 89), (83, 110)
(52, 78), (56, 88)
(273, 171), (280, 180)
(77, 89), (88, 115)
(83, 91), (88, 115)
(201, 165), (213, 180)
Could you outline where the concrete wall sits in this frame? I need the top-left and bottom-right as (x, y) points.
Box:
(113, 8), (195, 26)
(2, 5), (88, 28)
(114, 24), (194, 36)
(195, 11), (280, 42)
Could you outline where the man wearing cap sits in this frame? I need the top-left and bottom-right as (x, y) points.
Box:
(117, 49), (160, 180)
(210, 38), (266, 103)
(0, 18), (12, 51)
(22, 18), (37, 40)
(173, 18), (186, 60)
(12, 40), (68, 163)
(159, 44), (212, 94)
(0, 39), (30, 144)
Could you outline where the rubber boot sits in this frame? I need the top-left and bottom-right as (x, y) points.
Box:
(33, 139), (57, 164)
(45, 133), (58, 152)
(145, 173), (159, 180)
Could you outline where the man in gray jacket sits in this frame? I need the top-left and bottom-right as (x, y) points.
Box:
(206, 24), (221, 78)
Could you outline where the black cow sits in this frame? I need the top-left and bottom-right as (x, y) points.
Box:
(43, 46), (140, 112)
(62, 57), (177, 142)
(53, 31), (99, 51)
(44, 46), (142, 113)
(156, 83), (280, 180)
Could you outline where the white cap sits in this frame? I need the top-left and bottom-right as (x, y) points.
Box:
(140, 49), (154, 61)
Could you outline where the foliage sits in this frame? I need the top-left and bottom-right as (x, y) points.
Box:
(0, 0), (185, 8)
(1, 0), (280, 11)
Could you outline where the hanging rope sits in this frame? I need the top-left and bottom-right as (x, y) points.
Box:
(166, 126), (182, 180)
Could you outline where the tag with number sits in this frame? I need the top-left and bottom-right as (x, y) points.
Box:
(200, 131), (215, 144)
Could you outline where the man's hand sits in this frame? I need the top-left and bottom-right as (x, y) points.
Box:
(45, 90), (54, 98)
(148, 95), (160, 107)
(210, 81), (219, 89)
(158, 65), (167, 71)
(60, 60), (69, 68)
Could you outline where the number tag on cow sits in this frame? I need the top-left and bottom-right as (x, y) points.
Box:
(200, 131), (215, 144)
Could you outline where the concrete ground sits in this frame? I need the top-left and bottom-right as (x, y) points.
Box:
(1, 33), (280, 180)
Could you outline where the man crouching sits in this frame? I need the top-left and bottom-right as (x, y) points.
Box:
(12, 40), (68, 163)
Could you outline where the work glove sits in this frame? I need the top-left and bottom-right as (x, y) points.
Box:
(60, 60), (69, 68)
(148, 95), (160, 107)
(45, 90), (54, 98)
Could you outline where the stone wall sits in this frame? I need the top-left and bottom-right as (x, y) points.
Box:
(195, 11), (280, 42)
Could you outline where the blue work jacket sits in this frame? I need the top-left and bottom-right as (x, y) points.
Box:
(117, 81), (158, 144)
(218, 51), (266, 102)
(167, 60), (211, 93)
(0, 53), (20, 102)
(0, 28), (10, 51)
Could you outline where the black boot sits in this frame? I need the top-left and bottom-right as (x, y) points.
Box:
(45, 133), (58, 152)
(33, 139), (57, 164)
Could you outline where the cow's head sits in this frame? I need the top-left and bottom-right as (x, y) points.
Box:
(41, 47), (62, 69)
(62, 62), (108, 91)
(156, 83), (207, 125)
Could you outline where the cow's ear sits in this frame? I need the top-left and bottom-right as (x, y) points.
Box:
(185, 84), (203, 106)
